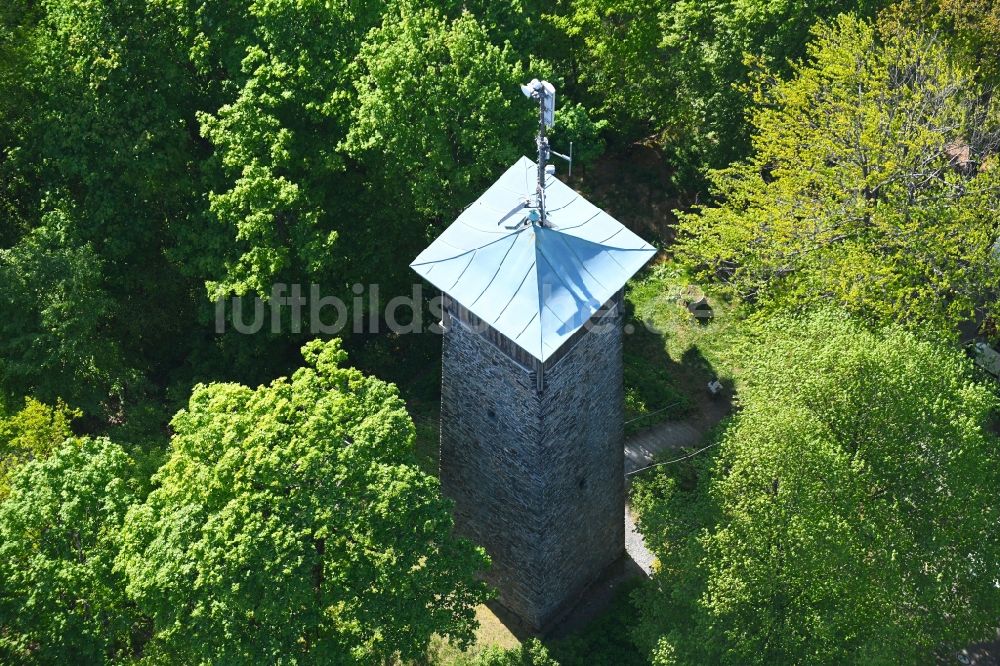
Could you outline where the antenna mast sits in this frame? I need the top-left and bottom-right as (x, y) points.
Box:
(521, 79), (555, 226)
(521, 79), (573, 227)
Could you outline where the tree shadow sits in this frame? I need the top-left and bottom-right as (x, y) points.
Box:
(622, 302), (732, 434)
(485, 550), (649, 645)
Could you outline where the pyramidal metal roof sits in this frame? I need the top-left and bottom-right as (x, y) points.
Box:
(411, 156), (656, 362)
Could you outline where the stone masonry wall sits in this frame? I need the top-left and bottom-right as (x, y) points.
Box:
(439, 300), (625, 631)
(536, 308), (625, 624)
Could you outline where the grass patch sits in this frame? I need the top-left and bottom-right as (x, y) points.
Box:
(622, 261), (748, 430)
(426, 605), (521, 665)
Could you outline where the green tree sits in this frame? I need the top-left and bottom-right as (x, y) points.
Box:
(0, 215), (134, 414)
(556, 0), (885, 173)
(344, 5), (533, 228)
(631, 310), (1000, 664)
(936, 0), (1000, 81)
(0, 437), (139, 663)
(0, 0), (42, 248)
(882, 1), (1000, 87)
(118, 339), (490, 664)
(549, 0), (667, 143)
(550, 102), (607, 172)
(198, 0), (388, 301)
(677, 12), (1000, 336)
(1, 0), (221, 415)
(0, 397), (79, 497)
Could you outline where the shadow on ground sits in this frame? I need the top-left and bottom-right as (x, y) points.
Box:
(622, 299), (726, 430)
(959, 630), (1000, 665)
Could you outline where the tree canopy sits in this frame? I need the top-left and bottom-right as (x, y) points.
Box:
(197, 0), (388, 301)
(8, 0), (985, 422)
(0, 220), (133, 413)
(631, 310), (1000, 664)
(2, 1), (1000, 663)
(935, 0), (1000, 82)
(676, 12), (1000, 335)
(554, 0), (886, 174)
(0, 397), (78, 497)
(117, 339), (490, 664)
(0, 437), (139, 663)
(345, 6), (532, 222)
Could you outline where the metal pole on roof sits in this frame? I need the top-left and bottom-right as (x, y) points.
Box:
(521, 79), (555, 227)
(537, 94), (547, 226)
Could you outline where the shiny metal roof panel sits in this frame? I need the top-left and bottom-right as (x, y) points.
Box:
(411, 156), (656, 362)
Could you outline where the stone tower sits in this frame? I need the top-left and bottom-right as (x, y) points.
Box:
(411, 154), (655, 631)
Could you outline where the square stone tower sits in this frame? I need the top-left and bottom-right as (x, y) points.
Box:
(411, 157), (655, 631)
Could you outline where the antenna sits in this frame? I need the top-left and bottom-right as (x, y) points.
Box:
(520, 79), (572, 226)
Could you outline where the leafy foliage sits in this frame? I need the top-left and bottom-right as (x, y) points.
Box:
(476, 639), (559, 666)
(631, 310), (1000, 664)
(0, 437), (139, 663)
(677, 12), (1000, 335)
(2, 2), (1000, 661)
(556, 0), (885, 173)
(0, 0), (217, 414)
(345, 6), (532, 220)
(550, 102), (607, 171)
(198, 0), (387, 300)
(936, 0), (1000, 82)
(0, 217), (134, 413)
(118, 339), (490, 663)
(0, 397), (79, 497)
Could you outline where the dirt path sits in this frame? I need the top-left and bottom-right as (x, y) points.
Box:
(625, 395), (731, 475)
(622, 395), (730, 580)
(624, 504), (654, 575)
